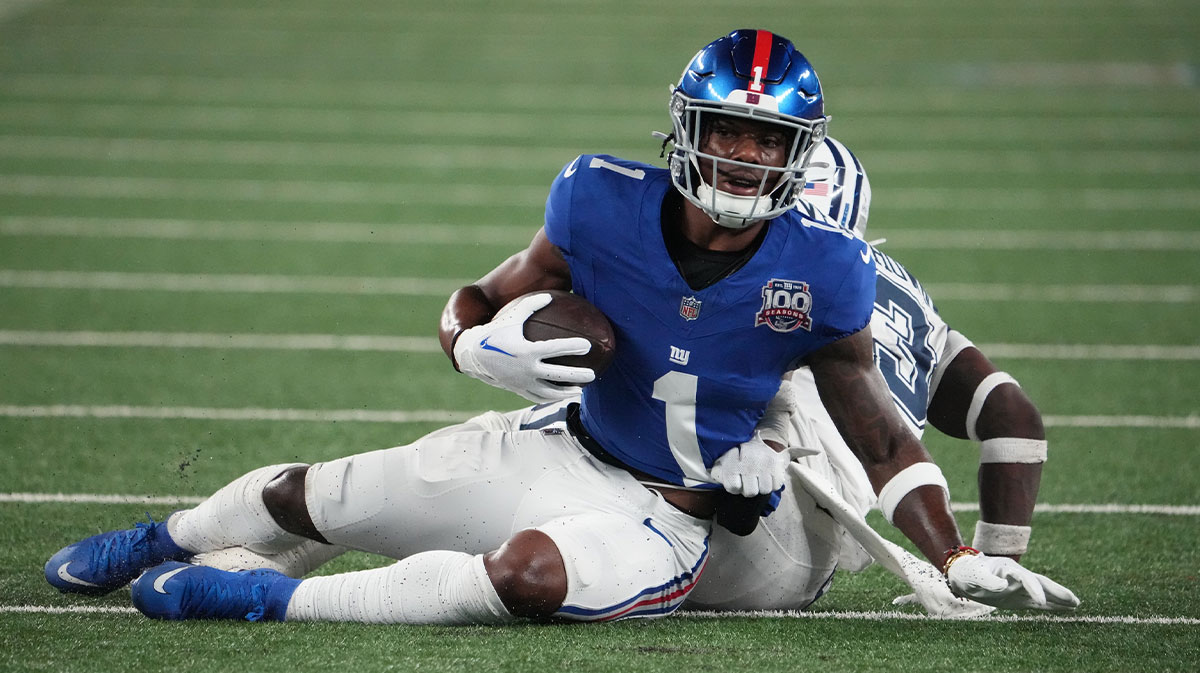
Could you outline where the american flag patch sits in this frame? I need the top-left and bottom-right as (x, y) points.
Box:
(803, 181), (830, 196)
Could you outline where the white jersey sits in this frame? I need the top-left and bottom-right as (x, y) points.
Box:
(867, 245), (949, 438)
(686, 246), (952, 611)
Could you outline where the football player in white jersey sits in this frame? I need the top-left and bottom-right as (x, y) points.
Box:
(44, 32), (1075, 624)
(686, 137), (1065, 615)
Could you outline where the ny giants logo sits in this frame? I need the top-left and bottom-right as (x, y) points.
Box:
(755, 279), (813, 333)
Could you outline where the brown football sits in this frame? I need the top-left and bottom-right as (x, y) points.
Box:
(520, 289), (616, 377)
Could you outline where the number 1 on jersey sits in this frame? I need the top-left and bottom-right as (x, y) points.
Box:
(652, 371), (710, 486)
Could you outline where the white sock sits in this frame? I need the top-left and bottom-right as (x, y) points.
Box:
(284, 551), (512, 625)
(167, 463), (307, 554)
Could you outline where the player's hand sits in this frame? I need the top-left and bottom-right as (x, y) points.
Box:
(889, 549), (996, 618)
(453, 293), (595, 403)
(755, 380), (821, 454)
(946, 552), (1080, 611)
(710, 432), (810, 498)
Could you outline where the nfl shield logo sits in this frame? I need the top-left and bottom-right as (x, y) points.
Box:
(679, 295), (701, 321)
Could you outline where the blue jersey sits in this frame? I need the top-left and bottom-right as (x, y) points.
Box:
(543, 154), (876, 487)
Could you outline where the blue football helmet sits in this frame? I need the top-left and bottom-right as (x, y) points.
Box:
(667, 29), (829, 229)
(798, 136), (872, 237)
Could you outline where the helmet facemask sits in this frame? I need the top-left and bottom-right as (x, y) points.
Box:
(668, 91), (827, 229)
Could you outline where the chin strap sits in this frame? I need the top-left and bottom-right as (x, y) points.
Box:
(652, 131), (674, 158)
(694, 183), (774, 229)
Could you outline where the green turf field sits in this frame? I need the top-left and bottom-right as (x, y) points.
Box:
(1, 0), (1198, 671)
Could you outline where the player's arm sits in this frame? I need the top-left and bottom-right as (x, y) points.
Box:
(439, 227), (572, 357)
(813, 328), (1079, 611)
(805, 326), (964, 567)
(439, 228), (590, 403)
(927, 330), (1045, 561)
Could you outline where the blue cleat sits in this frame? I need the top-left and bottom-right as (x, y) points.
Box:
(131, 561), (300, 622)
(45, 515), (192, 596)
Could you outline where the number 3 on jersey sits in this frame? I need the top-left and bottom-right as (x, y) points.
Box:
(871, 283), (936, 430)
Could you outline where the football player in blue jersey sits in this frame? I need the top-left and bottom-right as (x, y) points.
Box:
(44, 30), (1074, 624)
(167, 136), (1073, 618)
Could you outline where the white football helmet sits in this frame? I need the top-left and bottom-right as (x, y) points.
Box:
(797, 136), (872, 237)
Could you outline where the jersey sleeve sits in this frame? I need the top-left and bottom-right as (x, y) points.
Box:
(818, 241), (876, 341)
(543, 155), (584, 257)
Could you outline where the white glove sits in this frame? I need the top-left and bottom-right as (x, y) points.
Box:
(710, 432), (811, 498)
(888, 543), (996, 618)
(946, 552), (1080, 611)
(453, 293), (596, 403)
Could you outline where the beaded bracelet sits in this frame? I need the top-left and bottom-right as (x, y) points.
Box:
(942, 545), (981, 575)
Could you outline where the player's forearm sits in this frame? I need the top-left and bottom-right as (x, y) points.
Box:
(976, 463), (1043, 560)
(978, 463), (1041, 526)
(861, 434), (965, 567)
(439, 285), (498, 366)
(889, 485), (964, 568)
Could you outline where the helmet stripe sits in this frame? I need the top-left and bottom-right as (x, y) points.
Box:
(846, 149), (865, 232)
(824, 137), (847, 225)
(749, 30), (774, 92)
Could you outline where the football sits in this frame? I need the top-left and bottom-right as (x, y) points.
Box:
(520, 289), (616, 377)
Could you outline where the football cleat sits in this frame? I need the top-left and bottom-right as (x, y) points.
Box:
(131, 561), (300, 622)
(45, 515), (192, 596)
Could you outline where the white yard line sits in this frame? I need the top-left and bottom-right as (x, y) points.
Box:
(950, 503), (1200, 515)
(0, 174), (548, 207)
(1, 136), (1197, 176)
(3, 102), (1195, 143)
(1, 331), (1197, 361)
(5, 217), (1200, 251)
(1, 492), (205, 505)
(0, 270), (469, 295)
(0, 405), (474, 423)
(922, 283), (1197, 303)
(0, 330), (442, 352)
(1, 603), (1196, 625)
(1040, 415), (1200, 429)
(974, 344), (1200, 360)
(0, 216), (535, 245)
(3, 65), (1188, 109)
(876, 229), (1200, 251)
(0, 73), (656, 110)
(3, 492), (1195, 515)
(0, 136), (574, 170)
(1, 605), (138, 615)
(0, 405), (1195, 429)
(1, 174), (1198, 210)
(0, 270), (1194, 302)
(682, 610), (1200, 625)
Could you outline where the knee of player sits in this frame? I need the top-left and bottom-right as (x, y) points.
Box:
(261, 465), (327, 542)
(483, 529), (567, 620)
(977, 383), (1045, 441)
